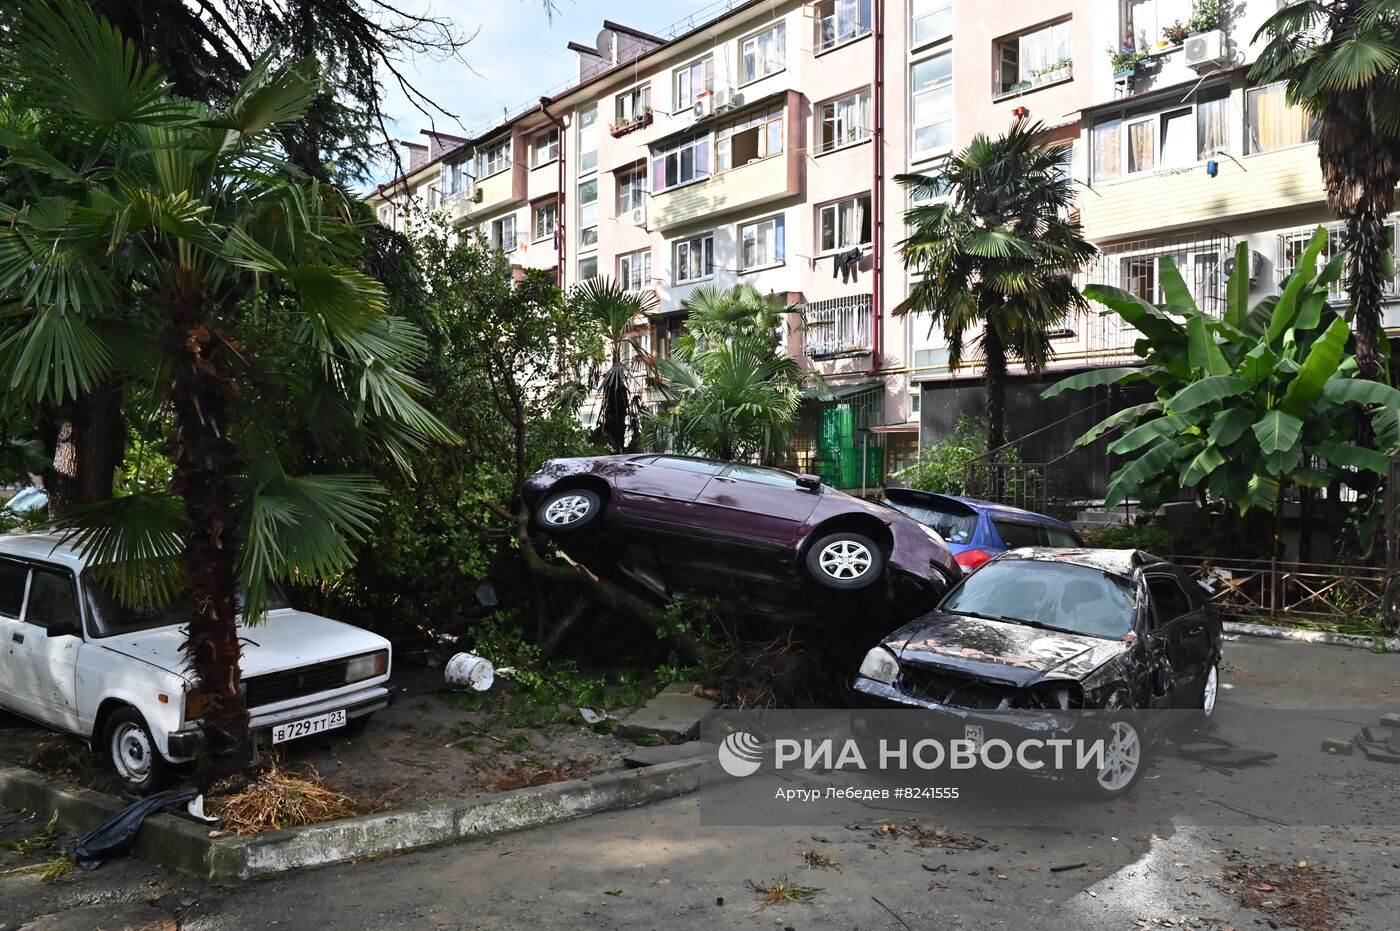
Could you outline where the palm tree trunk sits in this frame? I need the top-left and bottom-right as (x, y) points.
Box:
(164, 272), (251, 787)
(41, 380), (124, 517)
(983, 324), (1008, 456)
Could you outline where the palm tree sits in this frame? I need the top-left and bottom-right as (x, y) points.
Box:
(0, 0), (454, 782)
(646, 284), (807, 462)
(1251, 1), (1400, 385)
(897, 116), (1096, 454)
(568, 277), (657, 452)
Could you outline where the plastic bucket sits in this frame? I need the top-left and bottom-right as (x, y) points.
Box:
(445, 652), (495, 691)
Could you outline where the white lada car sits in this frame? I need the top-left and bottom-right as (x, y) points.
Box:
(0, 532), (393, 792)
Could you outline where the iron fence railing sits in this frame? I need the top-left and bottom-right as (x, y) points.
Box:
(1172, 555), (1388, 628)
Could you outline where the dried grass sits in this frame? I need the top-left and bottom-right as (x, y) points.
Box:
(747, 874), (822, 906)
(209, 763), (363, 835)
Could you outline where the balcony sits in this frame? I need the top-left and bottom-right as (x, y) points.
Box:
(474, 169), (516, 213)
(992, 62), (1073, 101)
(804, 295), (872, 358)
(650, 155), (794, 231)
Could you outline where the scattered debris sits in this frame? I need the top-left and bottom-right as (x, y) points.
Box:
(209, 764), (362, 835)
(1176, 735), (1277, 769)
(1320, 738), (1353, 755)
(68, 786), (201, 869)
(0, 854), (74, 883)
(872, 821), (985, 850)
(473, 762), (576, 792)
(748, 874), (822, 906)
(800, 849), (841, 870)
(1214, 861), (1347, 931)
(1050, 862), (1088, 873)
(445, 652), (495, 691)
(872, 894), (913, 930)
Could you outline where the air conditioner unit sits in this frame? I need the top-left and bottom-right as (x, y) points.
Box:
(1183, 29), (1228, 69)
(629, 207), (646, 226)
(470, 186), (484, 204)
(692, 95), (714, 120)
(712, 87), (743, 113)
(1222, 249), (1265, 283)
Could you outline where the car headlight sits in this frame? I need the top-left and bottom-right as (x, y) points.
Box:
(345, 650), (389, 684)
(858, 646), (900, 684)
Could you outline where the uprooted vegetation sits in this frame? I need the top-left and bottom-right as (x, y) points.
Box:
(208, 761), (365, 835)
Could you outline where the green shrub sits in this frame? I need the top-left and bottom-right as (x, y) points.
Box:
(1079, 522), (1176, 554)
(894, 415), (987, 494)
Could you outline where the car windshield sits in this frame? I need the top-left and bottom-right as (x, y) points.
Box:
(939, 559), (1135, 639)
(884, 497), (977, 545)
(82, 577), (290, 638)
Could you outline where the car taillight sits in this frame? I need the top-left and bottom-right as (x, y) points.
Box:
(954, 549), (991, 571)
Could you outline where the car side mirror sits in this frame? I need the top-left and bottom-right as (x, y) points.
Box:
(796, 474), (821, 492)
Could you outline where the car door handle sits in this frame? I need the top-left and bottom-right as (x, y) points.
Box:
(711, 477), (735, 483)
(11, 632), (22, 644)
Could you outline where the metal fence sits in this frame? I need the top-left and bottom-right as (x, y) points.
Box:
(1171, 555), (1389, 629)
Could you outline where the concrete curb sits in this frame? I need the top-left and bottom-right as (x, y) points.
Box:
(0, 755), (721, 885)
(1223, 620), (1400, 653)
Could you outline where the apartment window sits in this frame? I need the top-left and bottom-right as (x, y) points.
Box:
(443, 162), (464, 196)
(817, 0), (872, 52)
(534, 201), (557, 241)
(716, 106), (785, 171)
(818, 89), (871, 153)
(618, 167), (647, 216)
(995, 19), (1072, 95)
(740, 22), (786, 84)
(1247, 82), (1321, 153)
(1092, 85), (1230, 182)
(911, 53), (952, 159)
(616, 85), (651, 123)
(740, 215), (785, 270)
(675, 56), (715, 109)
(478, 137), (511, 178)
(490, 215), (517, 253)
(618, 250), (652, 291)
(578, 255), (598, 280)
(651, 134), (711, 191)
(578, 179), (597, 247)
(911, 0), (952, 47)
(578, 104), (598, 173)
(532, 129), (559, 167)
(674, 234), (714, 284)
(1125, 0), (1193, 41)
(819, 194), (871, 253)
(377, 205), (391, 225)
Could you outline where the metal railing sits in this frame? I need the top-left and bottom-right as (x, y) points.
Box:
(804, 295), (872, 358)
(1172, 555), (1389, 629)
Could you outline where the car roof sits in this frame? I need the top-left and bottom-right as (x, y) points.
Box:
(0, 531), (88, 570)
(995, 547), (1167, 578)
(883, 488), (1074, 528)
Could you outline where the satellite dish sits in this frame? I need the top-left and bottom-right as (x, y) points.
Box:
(596, 27), (616, 59)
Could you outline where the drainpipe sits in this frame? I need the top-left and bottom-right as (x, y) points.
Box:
(541, 97), (567, 287)
(871, 0), (884, 375)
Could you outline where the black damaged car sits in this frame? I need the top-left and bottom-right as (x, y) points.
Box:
(852, 548), (1222, 797)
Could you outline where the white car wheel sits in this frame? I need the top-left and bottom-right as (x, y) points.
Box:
(544, 494), (592, 525)
(818, 540), (873, 581)
(112, 721), (154, 782)
(1096, 719), (1142, 794)
(805, 532), (885, 591)
(1201, 664), (1219, 718)
(535, 488), (603, 535)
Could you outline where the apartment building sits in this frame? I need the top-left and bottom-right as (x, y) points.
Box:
(369, 0), (1398, 495)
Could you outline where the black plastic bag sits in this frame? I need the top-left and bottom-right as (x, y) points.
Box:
(68, 786), (200, 870)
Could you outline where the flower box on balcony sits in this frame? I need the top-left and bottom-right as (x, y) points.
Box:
(609, 110), (654, 138)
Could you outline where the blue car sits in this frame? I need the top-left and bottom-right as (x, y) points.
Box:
(881, 488), (1081, 572)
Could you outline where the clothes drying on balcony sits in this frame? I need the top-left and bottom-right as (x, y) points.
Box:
(831, 248), (862, 282)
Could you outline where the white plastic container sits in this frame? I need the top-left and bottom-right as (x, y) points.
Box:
(444, 652), (495, 691)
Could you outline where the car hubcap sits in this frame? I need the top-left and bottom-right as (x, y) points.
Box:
(818, 540), (873, 580)
(112, 723), (152, 782)
(1202, 665), (1218, 717)
(1097, 720), (1140, 792)
(543, 494), (591, 526)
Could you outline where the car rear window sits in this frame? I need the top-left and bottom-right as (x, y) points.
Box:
(1045, 526), (1081, 547)
(884, 496), (978, 545)
(992, 519), (1045, 549)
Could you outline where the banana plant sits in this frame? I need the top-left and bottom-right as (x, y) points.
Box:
(1044, 227), (1400, 514)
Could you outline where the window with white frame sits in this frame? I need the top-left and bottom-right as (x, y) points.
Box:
(1279, 218), (1400, 300)
(818, 89), (871, 153)
(578, 255), (598, 280)
(578, 104), (598, 173)
(740, 22), (786, 84)
(819, 194), (872, 253)
(674, 56), (714, 109)
(1091, 85), (1229, 182)
(490, 215), (517, 252)
(910, 53), (952, 160)
(673, 234), (714, 284)
(478, 137), (511, 178)
(1124, 0), (1193, 43)
(618, 250), (652, 291)
(817, 0), (872, 51)
(533, 201), (557, 241)
(578, 179), (597, 247)
(377, 204), (391, 225)
(616, 85), (651, 123)
(1247, 82), (1321, 154)
(650, 134), (711, 191)
(443, 162), (464, 196)
(617, 167), (646, 216)
(716, 106), (784, 171)
(740, 215), (785, 270)
(994, 19), (1072, 96)
(911, 0), (952, 48)
(532, 128), (559, 167)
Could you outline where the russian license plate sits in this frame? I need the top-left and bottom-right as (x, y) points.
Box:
(272, 709), (346, 744)
(964, 724), (984, 750)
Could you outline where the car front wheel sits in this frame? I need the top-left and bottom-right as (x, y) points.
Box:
(103, 708), (171, 795)
(805, 532), (885, 591)
(536, 488), (603, 535)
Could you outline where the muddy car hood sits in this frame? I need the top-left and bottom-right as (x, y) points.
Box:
(884, 610), (1130, 686)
